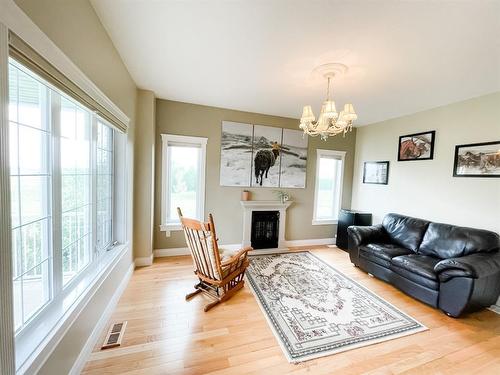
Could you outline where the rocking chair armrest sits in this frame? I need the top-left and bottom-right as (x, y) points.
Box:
(221, 246), (253, 267)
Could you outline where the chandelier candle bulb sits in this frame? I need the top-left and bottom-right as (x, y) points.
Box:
(323, 100), (338, 119)
(301, 105), (315, 122)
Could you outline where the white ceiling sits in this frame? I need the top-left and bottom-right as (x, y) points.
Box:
(91, 0), (500, 125)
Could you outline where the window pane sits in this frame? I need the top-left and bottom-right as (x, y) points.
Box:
(9, 60), (52, 329)
(9, 122), (18, 173)
(61, 97), (92, 285)
(19, 176), (50, 225)
(22, 260), (50, 321)
(13, 278), (22, 331)
(96, 121), (114, 252)
(17, 69), (47, 130)
(10, 177), (20, 228)
(21, 219), (50, 274)
(12, 228), (22, 279)
(8, 64), (18, 122)
(18, 125), (49, 175)
(168, 146), (200, 221)
(316, 156), (341, 219)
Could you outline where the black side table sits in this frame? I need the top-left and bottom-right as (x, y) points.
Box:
(336, 209), (372, 251)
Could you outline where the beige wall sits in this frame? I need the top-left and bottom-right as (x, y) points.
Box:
(133, 90), (156, 260)
(351, 92), (500, 234)
(154, 100), (357, 249)
(14, 0), (138, 373)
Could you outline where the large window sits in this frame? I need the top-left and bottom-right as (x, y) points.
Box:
(312, 149), (346, 225)
(8, 58), (116, 333)
(160, 134), (207, 231)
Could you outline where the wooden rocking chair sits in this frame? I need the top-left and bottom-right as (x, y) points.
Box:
(178, 208), (252, 312)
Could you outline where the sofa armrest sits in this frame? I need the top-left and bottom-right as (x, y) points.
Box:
(347, 224), (387, 266)
(434, 252), (500, 282)
(347, 224), (387, 248)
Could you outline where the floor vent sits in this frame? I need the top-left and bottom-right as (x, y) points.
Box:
(101, 321), (127, 350)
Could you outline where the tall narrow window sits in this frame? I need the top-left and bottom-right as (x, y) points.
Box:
(160, 135), (207, 231)
(312, 149), (346, 225)
(9, 62), (52, 330)
(96, 121), (114, 252)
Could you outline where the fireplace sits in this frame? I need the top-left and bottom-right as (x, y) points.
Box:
(251, 211), (279, 249)
(240, 200), (292, 250)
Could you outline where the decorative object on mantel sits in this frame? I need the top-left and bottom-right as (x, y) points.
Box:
(398, 130), (435, 161)
(220, 121), (308, 188)
(273, 190), (290, 203)
(241, 190), (251, 201)
(363, 161), (389, 184)
(299, 63), (357, 140)
(453, 140), (500, 177)
(246, 252), (427, 363)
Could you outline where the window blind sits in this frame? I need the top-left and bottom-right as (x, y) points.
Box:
(8, 31), (128, 133)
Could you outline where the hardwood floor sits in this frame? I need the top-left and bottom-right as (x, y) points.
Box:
(82, 246), (500, 374)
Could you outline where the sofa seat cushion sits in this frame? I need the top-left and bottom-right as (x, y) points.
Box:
(390, 254), (440, 290)
(359, 243), (413, 268)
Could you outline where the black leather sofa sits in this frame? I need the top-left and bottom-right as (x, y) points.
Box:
(347, 213), (500, 317)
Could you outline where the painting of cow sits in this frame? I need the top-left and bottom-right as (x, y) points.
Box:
(398, 131), (435, 161)
(219, 121), (309, 188)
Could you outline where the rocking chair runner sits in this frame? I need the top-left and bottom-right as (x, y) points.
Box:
(177, 208), (252, 311)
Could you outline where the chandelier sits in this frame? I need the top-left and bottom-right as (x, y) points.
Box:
(299, 63), (357, 140)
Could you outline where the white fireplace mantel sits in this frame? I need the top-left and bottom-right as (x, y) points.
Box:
(240, 200), (293, 250)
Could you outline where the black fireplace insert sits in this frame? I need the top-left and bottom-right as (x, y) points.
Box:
(251, 210), (279, 249)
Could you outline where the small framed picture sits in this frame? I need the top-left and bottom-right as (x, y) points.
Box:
(363, 161), (389, 185)
(453, 141), (500, 177)
(398, 130), (435, 161)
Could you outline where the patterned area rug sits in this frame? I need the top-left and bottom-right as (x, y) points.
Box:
(246, 252), (427, 363)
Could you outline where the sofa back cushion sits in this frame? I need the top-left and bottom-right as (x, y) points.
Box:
(419, 222), (500, 259)
(382, 213), (430, 252)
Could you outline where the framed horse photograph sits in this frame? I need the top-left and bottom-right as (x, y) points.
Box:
(398, 130), (435, 161)
(453, 141), (500, 177)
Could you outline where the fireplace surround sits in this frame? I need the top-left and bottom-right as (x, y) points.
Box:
(240, 200), (292, 250)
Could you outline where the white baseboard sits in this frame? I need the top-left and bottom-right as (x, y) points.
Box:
(285, 238), (335, 247)
(488, 305), (500, 315)
(69, 262), (134, 375)
(134, 254), (154, 267)
(154, 247), (190, 257)
(154, 238), (336, 258)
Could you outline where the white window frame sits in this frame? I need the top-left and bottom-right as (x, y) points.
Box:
(160, 134), (207, 232)
(312, 149), (346, 225)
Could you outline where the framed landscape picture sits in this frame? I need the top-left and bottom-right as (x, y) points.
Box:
(398, 130), (435, 161)
(453, 141), (500, 177)
(363, 161), (389, 184)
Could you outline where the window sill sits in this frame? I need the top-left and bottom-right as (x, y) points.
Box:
(15, 243), (129, 374)
(312, 219), (338, 226)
